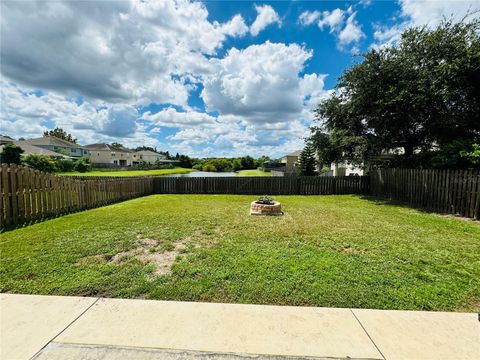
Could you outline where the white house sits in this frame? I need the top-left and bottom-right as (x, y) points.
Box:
(330, 162), (364, 176)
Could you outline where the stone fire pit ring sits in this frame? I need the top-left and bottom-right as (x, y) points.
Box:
(250, 200), (283, 216)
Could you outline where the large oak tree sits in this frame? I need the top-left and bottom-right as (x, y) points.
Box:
(311, 19), (480, 169)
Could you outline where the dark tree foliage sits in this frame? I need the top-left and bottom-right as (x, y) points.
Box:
(135, 146), (157, 152)
(297, 144), (317, 176)
(240, 156), (255, 169)
(111, 142), (124, 149)
(43, 128), (77, 143)
(176, 154), (194, 168)
(0, 144), (24, 164)
(311, 19), (480, 169)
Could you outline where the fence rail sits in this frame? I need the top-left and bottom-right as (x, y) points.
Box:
(0, 164), (154, 228)
(370, 168), (480, 219)
(1, 165), (479, 229)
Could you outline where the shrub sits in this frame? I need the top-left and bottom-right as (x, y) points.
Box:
(202, 164), (216, 172)
(55, 158), (75, 172)
(22, 154), (56, 173)
(137, 161), (151, 170)
(74, 157), (91, 172)
(0, 144), (24, 165)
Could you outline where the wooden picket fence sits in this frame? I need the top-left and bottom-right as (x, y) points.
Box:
(370, 168), (480, 219)
(1, 165), (479, 229)
(153, 176), (369, 195)
(0, 164), (154, 228)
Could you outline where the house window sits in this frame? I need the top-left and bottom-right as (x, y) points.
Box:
(112, 152), (116, 156)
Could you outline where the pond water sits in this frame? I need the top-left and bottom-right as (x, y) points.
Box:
(168, 171), (237, 177)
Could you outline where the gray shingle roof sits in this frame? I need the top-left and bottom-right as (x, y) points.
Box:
(26, 136), (85, 149)
(85, 143), (131, 152)
(134, 150), (164, 156)
(0, 141), (67, 157)
(285, 150), (302, 157)
(0, 135), (15, 144)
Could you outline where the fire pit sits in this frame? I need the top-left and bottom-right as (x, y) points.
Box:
(250, 196), (283, 216)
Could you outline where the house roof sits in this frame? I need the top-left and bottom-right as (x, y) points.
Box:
(284, 150), (302, 157)
(0, 135), (15, 144)
(26, 136), (85, 149)
(134, 150), (164, 156)
(0, 141), (67, 158)
(85, 143), (131, 152)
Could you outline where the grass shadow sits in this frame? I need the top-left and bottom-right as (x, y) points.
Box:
(358, 195), (479, 222)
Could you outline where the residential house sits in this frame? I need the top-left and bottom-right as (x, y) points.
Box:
(0, 140), (67, 159)
(0, 135), (15, 145)
(132, 150), (171, 165)
(25, 136), (89, 158)
(281, 150), (302, 171)
(85, 143), (133, 167)
(330, 163), (363, 176)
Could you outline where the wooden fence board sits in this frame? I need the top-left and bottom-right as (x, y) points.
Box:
(370, 168), (479, 219)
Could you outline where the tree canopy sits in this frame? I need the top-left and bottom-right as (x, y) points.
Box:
(297, 144), (317, 176)
(0, 144), (24, 165)
(43, 128), (77, 143)
(310, 19), (480, 169)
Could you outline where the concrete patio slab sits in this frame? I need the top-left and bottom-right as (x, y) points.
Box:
(3, 294), (479, 360)
(352, 308), (480, 360)
(55, 298), (383, 359)
(0, 293), (97, 360)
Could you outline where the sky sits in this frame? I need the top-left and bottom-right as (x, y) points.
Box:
(0, 0), (478, 158)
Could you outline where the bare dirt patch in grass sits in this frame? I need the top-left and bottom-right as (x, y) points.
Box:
(338, 244), (368, 255)
(76, 254), (110, 267)
(462, 296), (480, 312)
(111, 237), (188, 277)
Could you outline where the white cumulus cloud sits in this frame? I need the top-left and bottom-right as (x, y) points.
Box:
(298, 6), (365, 52)
(250, 5), (281, 36)
(372, 0), (479, 48)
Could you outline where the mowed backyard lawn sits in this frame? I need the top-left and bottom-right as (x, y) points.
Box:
(1, 195), (479, 312)
(57, 167), (194, 177)
(236, 169), (271, 176)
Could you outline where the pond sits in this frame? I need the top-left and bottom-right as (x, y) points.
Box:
(167, 171), (237, 177)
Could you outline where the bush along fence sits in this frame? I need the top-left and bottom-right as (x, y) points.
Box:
(370, 168), (480, 220)
(1, 165), (479, 229)
(0, 164), (154, 228)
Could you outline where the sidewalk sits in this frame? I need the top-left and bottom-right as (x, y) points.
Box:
(1, 294), (479, 360)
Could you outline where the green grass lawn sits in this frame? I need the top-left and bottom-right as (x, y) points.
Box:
(236, 169), (271, 176)
(57, 167), (195, 177)
(1, 195), (479, 311)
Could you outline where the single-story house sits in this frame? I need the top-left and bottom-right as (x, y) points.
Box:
(25, 136), (89, 158)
